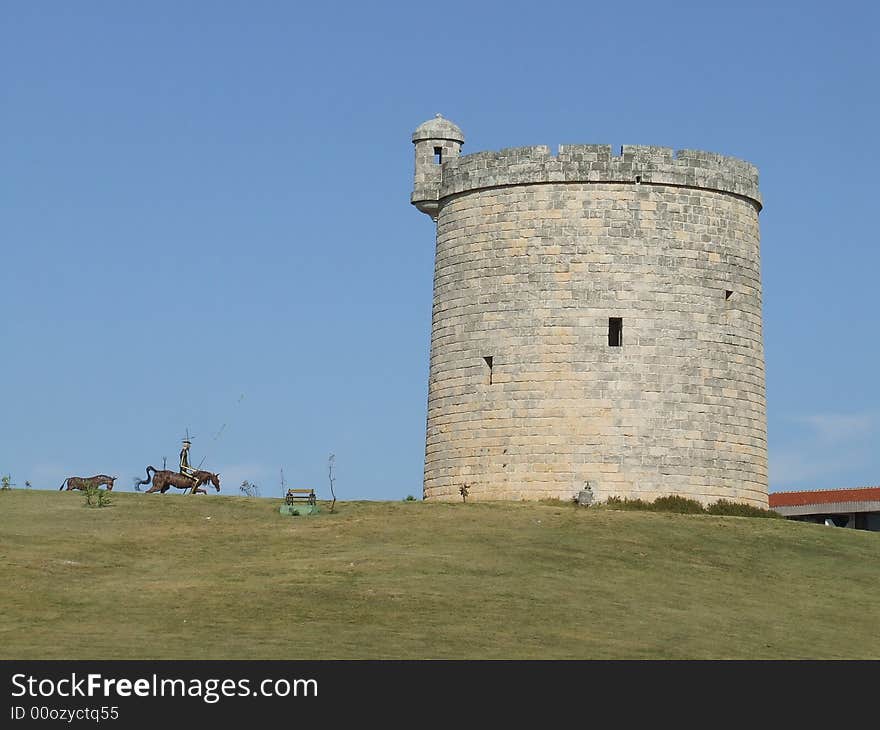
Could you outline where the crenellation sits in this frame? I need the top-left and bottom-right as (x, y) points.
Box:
(620, 144), (676, 164)
(435, 143), (761, 209)
(557, 144), (613, 162)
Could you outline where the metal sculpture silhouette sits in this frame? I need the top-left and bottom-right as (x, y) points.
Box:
(59, 475), (117, 491)
(136, 466), (220, 495)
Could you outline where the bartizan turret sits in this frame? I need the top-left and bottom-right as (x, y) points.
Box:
(411, 114), (465, 220)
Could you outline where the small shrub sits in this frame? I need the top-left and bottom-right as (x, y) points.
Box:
(403, 495), (417, 501)
(652, 495), (705, 514)
(84, 485), (112, 508)
(602, 496), (652, 511)
(706, 499), (782, 519)
(1, 475), (12, 491)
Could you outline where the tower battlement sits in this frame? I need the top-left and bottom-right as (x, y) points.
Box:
(415, 143), (761, 213)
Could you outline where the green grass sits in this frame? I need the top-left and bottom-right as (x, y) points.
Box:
(1, 489), (878, 659)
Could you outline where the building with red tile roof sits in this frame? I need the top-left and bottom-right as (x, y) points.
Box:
(769, 487), (880, 530)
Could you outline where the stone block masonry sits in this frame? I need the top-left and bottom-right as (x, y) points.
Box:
(411, 116), (767, 508)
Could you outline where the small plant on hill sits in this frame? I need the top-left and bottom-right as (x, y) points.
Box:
(403, 494), (418, 501)
(603, 496), (652, 511)
(706, 499), (782, 519)
(459, 484), (469, 503)
(327, 453), (337, 513)
(538, 497), (572, 507)
(652, 495), (705, 514)
(1, 474), (13, 491)
(240, 480), (260, 497)
(84, 484), (112, 508)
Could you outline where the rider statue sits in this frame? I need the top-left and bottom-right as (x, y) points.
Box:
(179, 436), (199, 488)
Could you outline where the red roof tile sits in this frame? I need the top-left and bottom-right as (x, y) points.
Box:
(769, 487), (880, 508)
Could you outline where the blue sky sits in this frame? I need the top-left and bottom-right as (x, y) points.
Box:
(1, 1), (877, 500)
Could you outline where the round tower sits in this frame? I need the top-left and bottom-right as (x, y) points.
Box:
(411, 117), (768, 508)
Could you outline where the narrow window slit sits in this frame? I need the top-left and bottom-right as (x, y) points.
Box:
(608, 318), (623, 347)
(483, 356), (494, 384)
(433, 147), (443, 164)
(725, 290), (734, 300)
(635, 175), (642, 184)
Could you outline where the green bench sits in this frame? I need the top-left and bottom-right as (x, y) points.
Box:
(285, 488), (316, 506)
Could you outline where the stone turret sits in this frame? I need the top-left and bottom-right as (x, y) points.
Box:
(411, 114), (464, 220)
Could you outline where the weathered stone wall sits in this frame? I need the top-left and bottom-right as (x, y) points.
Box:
(415, 138), (767, 508)
(440, 144), (761, 206)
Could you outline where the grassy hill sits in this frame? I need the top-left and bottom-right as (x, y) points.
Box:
(1, 489), (878, 659)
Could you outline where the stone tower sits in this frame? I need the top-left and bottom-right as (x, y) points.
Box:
(411, 116), (767, 508)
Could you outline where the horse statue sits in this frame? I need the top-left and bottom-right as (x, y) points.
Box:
(59, 474), (117, 491)
(135, 466), (221, 495)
